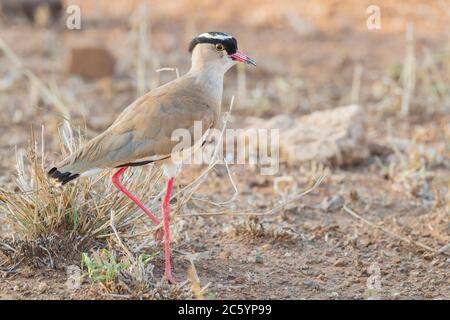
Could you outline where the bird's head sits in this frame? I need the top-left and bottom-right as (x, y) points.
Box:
(189, 32), (256, 72)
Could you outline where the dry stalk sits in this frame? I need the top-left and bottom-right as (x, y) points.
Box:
(136, 2), (149, 96)
(400, 22), (416, 116)
(350, 63), (363, 105)
(182, 175), (325, 217)
(342, 205), (441, 254)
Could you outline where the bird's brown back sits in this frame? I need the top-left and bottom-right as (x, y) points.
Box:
(53, 75), (219, 175)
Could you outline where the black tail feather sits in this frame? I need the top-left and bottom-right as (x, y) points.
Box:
(47, 167), (80, 185)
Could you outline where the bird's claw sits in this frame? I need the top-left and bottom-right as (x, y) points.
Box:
(165, 272), (178, 284)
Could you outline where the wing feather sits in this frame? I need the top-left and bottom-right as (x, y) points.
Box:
(49, 77), (217, 178)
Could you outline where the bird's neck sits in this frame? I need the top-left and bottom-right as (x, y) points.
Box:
(188, 63), (225, 107)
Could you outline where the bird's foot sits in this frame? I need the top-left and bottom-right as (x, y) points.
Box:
(165, 271), (178, 284)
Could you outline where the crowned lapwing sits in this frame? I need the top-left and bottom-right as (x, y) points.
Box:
(48, 32), (255, 283)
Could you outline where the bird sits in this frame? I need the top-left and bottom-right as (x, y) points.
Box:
(47, 32), (255, 284)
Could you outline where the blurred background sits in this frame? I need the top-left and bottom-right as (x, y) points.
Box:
(0, 0), (448, 299)
(0, 1), (449, 170)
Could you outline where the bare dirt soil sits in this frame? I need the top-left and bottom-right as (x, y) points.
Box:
(0, 0), (449, 299)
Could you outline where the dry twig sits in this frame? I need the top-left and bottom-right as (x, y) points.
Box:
(343, 205), (440, 254)
(182, 175), (325, 217)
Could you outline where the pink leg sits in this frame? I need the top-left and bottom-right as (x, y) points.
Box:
(162, 176), (177, 284)
(112, 167), (160, 225)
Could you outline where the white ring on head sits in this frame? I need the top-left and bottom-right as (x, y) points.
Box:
(198, 33), (233, 40)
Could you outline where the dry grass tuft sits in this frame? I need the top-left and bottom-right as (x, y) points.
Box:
(0, 235), (93, 270)
(0, 124), (165, 268)
(81, 248), (193, 299)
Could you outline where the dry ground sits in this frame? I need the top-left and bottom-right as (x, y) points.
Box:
(0, 0), (449, 299)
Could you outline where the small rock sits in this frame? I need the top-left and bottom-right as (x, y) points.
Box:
(423, 253), (433, 261)
(281, 105), (370, 167)
(349, 190), (359, 201)
(37, 282), (48, 293)
(333, 259), (346, 267)
(399, 266), (409, 273)
(320, 195), (345, 212)
(303, 279), (320, 289)
(67, 47), (116, 80)
(424, 292), (435, 299)
(329, 291), (339, 298)
(382, 250), (397, 257)
(255, 255), (264, 264)
(236, 106), (369, 167)
(219, 250), (231, 259)
(249, 176), (271, 188)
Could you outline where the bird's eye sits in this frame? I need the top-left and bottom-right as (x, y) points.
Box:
(215, 43), (225, 51)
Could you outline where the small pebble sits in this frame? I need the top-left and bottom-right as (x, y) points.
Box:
(329, 291), (339, 298)
(303, 279), (320, 289)
(219, 250), (231, 259)
(334, 259), (346, 267)
(37, 282), (48, 293)
(255, 255), (264, 264)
